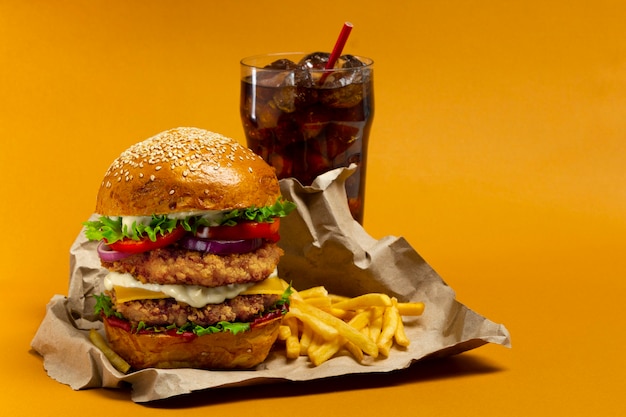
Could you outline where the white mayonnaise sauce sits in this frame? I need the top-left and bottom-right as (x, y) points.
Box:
(112, 210), (228, 231)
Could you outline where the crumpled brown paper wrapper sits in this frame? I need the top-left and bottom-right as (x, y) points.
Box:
(31, 167), (510, 403)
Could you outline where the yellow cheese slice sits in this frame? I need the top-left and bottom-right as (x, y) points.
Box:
(240, 276), (290, 295)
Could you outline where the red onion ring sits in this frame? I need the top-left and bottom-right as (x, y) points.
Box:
(180, 236), (263, 255)
(97, 241), (134, 262)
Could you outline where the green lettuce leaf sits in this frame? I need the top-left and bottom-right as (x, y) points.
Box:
(276, 283), (293, 309)
(83, 214), (186, 244)
(220, 198), (297, 226)
(83, 197), (296, 243)
(193, 321), (251, 336)
(94, 293), (124, 319)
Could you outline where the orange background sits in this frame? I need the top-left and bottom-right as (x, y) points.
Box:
(2, 1), (625, 415)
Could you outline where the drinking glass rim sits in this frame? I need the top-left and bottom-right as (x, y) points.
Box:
(240, 52), (374, 71)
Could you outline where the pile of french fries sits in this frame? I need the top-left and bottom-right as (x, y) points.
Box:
(279, 286), (425, 366)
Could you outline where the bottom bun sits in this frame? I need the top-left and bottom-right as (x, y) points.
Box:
(103, 317), (282, 370)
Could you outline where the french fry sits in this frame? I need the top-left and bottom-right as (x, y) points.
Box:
(282, 316), (301, 359)
(328, 293), (350, 304)
(302, 296), (333, 310)
(307, 332), (326, 356)
(378, 336), (394, 357)
(292, 299), (379, 358)
(343, 340), (364, 363)
(284, 316), (299, 335)
(297, 286), (329, 299)
(285, 335), (300, 359)
(278, 324), (291, 341)
(329, 307), (352, 320)
(394, 324), (410, 347)
(299, 323), (314, 355)
(392, 298), (411, 347)
(396, 301), (425, 316)
(307, 310), (370, 366)
(368, 306), (385, 342)
(89, 329), (131, 373)
(281, 282), (425, 366)
(377, 306), (400, 356)
(360, 324), (371, 340)
(308, 335), (346, 366)
(286, 306), (338, 341)
(332, 293), (392, 311)
(348, 310), (372, 331)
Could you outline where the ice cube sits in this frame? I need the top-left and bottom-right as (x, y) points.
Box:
(336, 54), (366, 69)
(298, 52), (331, 70)
(264, 58), (299, 70)
(333, 103), (367, 122)
(274, 113), (304, 145)
(319, 82), (364, 108)
(261, 59), (315, 89)
(322, 55), (372, 88)
(255, 59), (300, 87)
(295, 104), (331, 140)
(319, 122), (360, 159)
(272, 85), (298, 112)
(273, 79), (319, 112)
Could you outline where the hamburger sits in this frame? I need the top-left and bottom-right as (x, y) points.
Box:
(83, 127), (295, 370)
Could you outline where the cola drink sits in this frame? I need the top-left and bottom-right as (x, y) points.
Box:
(240, 52), (374, 223)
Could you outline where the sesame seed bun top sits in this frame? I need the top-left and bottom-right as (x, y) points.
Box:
(95, 127), (281, 216)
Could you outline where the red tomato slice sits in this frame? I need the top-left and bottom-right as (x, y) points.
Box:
(107, 225), (186, 254)
(195, 219), (281, 243)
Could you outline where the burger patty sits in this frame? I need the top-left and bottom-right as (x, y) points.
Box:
(102, 242), (283, 287)
(110, 291), (281, 328)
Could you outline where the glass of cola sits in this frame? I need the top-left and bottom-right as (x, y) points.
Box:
(240, 52), (374, 224)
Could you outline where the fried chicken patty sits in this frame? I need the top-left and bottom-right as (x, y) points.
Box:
(110, 290), (281, 328)
(102, 242), (283, 287)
